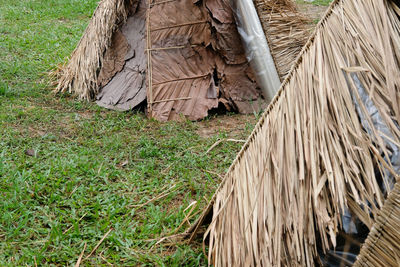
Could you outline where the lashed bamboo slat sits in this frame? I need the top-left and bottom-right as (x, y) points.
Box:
(353, 182), (400, 267)
(204, 0), (400, 265)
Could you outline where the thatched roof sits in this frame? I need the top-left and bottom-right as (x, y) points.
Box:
(56, 0), (136, 99)
(55, 0), (310, 121)
(189, 0), (400, 265)
(255, 0), (310, 78)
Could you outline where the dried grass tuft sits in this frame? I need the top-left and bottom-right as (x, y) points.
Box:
(55, 0), (135, 99)
(255, 0), (311, 79)
(202, 0), (400, 265)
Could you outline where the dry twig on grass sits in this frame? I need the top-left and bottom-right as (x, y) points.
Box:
(85, 228), (113, 260)
(205, 139), (246, 154)
(130, 184), (178, 210)
(63, 212), (88, 234)
(74, 242), (86, 267)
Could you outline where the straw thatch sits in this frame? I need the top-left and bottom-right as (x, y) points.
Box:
(255, 0), (310, 79)
(193, 0), (400, 265)
(55, 0), (310, 115)
(353, 181), (400, 267)
(56, 0), (136, 99)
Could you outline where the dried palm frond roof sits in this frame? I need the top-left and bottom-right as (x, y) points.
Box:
(188, 0), (400, 265)
(56, 0), (136, 100)
(255, 0), (310, 79)
(55, 0), (310, 103)
(353, 181), (400, 267)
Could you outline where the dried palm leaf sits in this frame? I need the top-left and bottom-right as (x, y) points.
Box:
(254, 0), (311, 79)
(55, 0), (135, 99)
(197, 0), (400, 265)
(55, 0), (308, 102)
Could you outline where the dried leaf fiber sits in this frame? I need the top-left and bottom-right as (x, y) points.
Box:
(202, 0), (400, 265)
(254, 0), (310, 79)
(56, 0), (136, 99)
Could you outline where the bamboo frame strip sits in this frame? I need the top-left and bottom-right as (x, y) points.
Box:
(152, 74), (210, 86)
(151, 21), (208, 32)
(149, 97), (192, 104)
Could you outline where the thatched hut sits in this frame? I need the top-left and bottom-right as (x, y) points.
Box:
(56, 0), (309, 121)
(188, 0), (400, 265)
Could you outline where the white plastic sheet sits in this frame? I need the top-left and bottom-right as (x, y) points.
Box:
(229, 0), (281, 102)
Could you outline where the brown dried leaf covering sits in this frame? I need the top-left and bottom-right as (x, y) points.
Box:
(55, 0), (137, 99)
(55, 0), (309, 121)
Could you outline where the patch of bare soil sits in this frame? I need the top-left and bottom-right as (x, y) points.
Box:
(196, 114), (257, 139)
(297, 2), (329, 23)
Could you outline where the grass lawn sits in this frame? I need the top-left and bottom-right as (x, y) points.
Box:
(0, 0), (330, 265)
(296, 0), (333, 6)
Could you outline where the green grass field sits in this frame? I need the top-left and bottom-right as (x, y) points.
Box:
(296, 0), (332, 6)
(0, 0), (329, 265)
